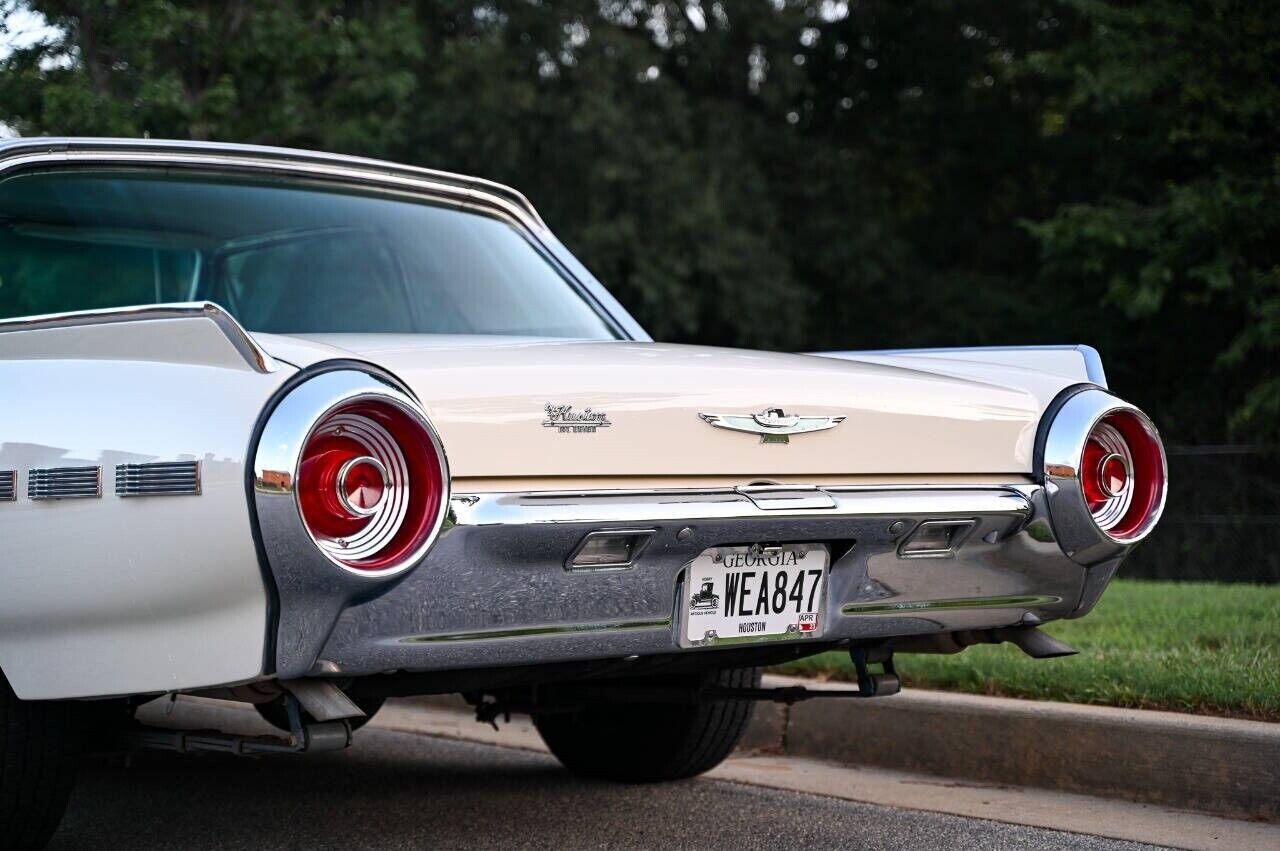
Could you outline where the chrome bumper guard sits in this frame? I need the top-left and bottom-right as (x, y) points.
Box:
(268, 484), (1119, 679)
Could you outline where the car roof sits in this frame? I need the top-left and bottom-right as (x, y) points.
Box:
(0, 136), (546, 230)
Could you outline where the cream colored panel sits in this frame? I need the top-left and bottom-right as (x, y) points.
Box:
(255, 337), (1071, 479)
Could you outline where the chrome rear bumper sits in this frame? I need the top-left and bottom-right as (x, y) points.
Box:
(264, 484), (1121, 679)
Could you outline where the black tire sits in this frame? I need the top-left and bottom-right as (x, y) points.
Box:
(254, 694), (385, 733)
(534, 667), (760, 782)
(1, 675), (80, 849)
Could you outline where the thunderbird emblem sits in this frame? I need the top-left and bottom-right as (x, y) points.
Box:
(698, 408), (845, 444)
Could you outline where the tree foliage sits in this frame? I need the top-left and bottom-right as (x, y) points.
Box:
(1023, 0), (1280, 440)
(1, 0), (1275, 442)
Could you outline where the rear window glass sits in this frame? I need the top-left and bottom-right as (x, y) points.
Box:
(0, 168), (618, 339)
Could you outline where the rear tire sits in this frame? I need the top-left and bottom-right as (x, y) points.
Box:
(534, 667), (760, 782)
(1, 675), (80, 849)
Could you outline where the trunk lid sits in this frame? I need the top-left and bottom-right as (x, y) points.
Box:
(257, 335), (1064, 479)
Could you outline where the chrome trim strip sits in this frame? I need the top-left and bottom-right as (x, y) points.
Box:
(450, 485), (1033, 528)
(0, 470), (15, 501)
(842, 594), (1063, 615)
(399, 618), (673, 644)
(0, 302), (278, 374)
(115, 461), (202, 497)
(27, 466), (101, 500)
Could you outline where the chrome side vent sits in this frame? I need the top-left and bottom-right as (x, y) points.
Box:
(115, 461), (201, 497)
(28, 466), (102, 500)
(0, 471), (15, 501)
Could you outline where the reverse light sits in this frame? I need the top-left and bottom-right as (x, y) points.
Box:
(567, 530), (654, 570)
(898, 520), (975, 558)
(297, 396), (447, 573)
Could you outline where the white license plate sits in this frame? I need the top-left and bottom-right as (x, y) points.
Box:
(682, 544), (828, 646)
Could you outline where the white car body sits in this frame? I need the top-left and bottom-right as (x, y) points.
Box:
(0, 139), (1166, 706)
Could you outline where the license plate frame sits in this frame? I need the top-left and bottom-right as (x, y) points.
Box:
(679, 543), (829, 648)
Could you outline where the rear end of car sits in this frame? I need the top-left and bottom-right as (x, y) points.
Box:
(250, 360), (1166, 682)
(237, 339), (1165, 782)
(0, 138), (1167, 842)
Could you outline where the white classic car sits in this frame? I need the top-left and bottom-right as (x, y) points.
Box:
(0, 138), (1166, 845)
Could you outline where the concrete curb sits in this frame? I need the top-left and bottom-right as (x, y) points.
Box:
(750, 674), (1279, 822)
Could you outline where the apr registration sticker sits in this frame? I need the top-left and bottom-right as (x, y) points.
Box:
(682, 544), (828, 645)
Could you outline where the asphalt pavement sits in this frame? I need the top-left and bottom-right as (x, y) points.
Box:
(51, 723), (1164, 851)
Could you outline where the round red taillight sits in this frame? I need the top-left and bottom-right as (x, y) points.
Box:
(1082, 410), (1166, 541)
(297, 397), (446, 572)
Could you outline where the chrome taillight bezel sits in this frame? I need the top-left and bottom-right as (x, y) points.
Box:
(253, 368), (450, 579)
(1039, 388), (1167, 564)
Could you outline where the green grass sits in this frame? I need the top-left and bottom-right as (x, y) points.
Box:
(776, 580), (1280, 721)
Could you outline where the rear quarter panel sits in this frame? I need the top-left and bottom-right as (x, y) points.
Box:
(0, 324), (292, 699)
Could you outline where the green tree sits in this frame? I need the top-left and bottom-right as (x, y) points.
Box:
(0, 0), (421, 147)
(1022, 0), (1280, 440)
(2, 0), (1277, 445)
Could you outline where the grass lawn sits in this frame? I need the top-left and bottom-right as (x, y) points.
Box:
(776, 579), (1280, 721)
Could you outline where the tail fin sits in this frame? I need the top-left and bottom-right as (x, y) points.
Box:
(812, 345), (1106, 388)
(0, 302), (278, 373)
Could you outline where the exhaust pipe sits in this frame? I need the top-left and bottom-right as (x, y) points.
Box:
(890, 625), (1078, 659)
(990, 626), (1079, 659)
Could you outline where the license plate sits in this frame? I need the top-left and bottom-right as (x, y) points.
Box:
(682, 544), (828, 646)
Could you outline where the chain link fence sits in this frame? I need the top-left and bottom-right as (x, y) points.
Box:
(1122, 445), (1280, 584)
